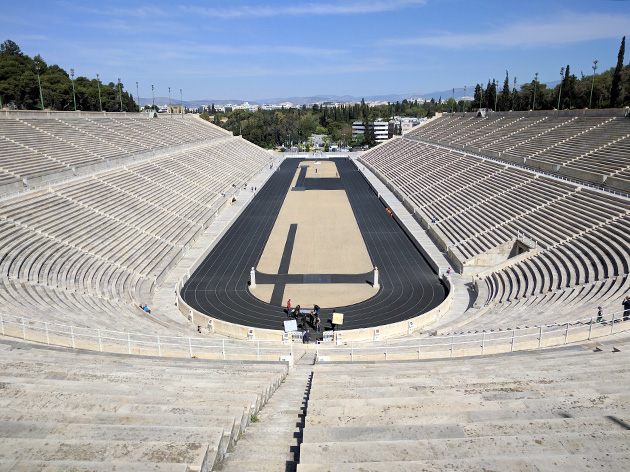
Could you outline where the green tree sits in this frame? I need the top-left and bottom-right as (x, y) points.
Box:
(473, 84), (482, 109)
(0, 39), (137, 111)
(500, 71), (511, 111)
(610, 36), (625, 107)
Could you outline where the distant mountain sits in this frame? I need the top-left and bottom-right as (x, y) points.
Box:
(142, 81), (558, 108)
(138, 96), (248, 108)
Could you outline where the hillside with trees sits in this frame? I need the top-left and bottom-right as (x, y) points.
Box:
(0, 40), (137, 112)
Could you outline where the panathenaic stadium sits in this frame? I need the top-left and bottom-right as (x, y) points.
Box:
(0, 108), (629, 471)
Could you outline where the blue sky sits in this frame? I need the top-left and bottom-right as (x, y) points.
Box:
(2, 0), (629, 101)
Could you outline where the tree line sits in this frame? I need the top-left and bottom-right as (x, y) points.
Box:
(0, 40), (137, 112)
(469, 37), (629, 112)
(201, 98), (442, 149)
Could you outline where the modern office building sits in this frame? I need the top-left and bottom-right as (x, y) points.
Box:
(352, 119), (395, 143)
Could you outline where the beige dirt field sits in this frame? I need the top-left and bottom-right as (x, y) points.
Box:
(250, 283), (376, 309)
(251, 160), (377, 308)
(256, 163), (372, 275)
(304, 160), (339, 178)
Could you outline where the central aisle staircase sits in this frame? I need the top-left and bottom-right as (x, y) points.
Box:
(217, 351), (316, 472)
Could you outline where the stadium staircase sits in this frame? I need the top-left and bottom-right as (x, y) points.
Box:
(217, 351), (316, 472)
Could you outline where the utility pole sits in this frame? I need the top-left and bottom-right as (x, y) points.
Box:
(463, 85), (466, 114)
(589, 60), (598, 109)
(512, 76), (517, 112)
(532, 72), (538, 111)
(70, 68), (77, 111)
(117, 78), (123, 112)
(557, 67), (564, 110)
(35, 60), (45, 110)
(96, 73), (102, 112)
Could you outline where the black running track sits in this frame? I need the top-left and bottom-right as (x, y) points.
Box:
(181, 158), (447, 334)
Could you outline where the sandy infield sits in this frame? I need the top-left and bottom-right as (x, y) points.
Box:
(252, 160), (377, 308)
(250, 283), (376, 309)
(256, 163), (372, 275)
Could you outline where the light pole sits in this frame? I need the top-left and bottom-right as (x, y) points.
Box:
(35, 60), (45, 111)
(151, 85), (155, 109)
(117, 78), (123, 112)
(512, 76), (517, 111)
(463, 85), (466, 115)
(70, 68), (77, 111)
(168, 87), (171, 113)
(532, 72), (538, 111)
(96, 73), (102, 112)
(136, 81), (140, 112)
(589, 60), (598, 109)
(494, 79), (498, 112)
(180, 89), (183, 116)
(451, 87), (454, 113)
(557, 67), (564, 110)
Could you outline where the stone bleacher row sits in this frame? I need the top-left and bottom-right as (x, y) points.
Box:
(359, 134), (630, 326)
(299, 339), (630, 471)
(0, 339), (288, 471)
(0, 114), (272, 334)
(0, 114), (230, 190)
(405, 113), (630, 192)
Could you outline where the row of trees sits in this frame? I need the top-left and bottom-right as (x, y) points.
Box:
(0, 40), (137, 112)
(468, 37), (629, 112)
(201, 98), (443, 149)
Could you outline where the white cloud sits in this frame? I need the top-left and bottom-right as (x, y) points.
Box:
(71, 4), (170, 18)
(183, 0), (426, 19)
(387, 12), (630, 49)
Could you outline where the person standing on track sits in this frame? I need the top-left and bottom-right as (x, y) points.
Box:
(286, 299), (291, 318)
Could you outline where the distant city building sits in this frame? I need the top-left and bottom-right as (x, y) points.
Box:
(167, 105), (184, 114)
(352, 119), (395, 143)
(394, 116), (427, 135)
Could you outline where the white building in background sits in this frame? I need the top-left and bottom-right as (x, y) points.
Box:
(395, 116), (427, 135)
(352, 119), (395, 143)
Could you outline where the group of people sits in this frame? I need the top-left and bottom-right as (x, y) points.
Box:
(595, 296), (630, 323)
(286, 299), (321, 333)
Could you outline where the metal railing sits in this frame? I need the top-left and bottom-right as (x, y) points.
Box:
(0, 313), (295, 361)
(316, 311), (629, 361)
(2, 310), (628, 363)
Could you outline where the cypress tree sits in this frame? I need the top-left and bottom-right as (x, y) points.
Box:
(473, 84), (481, 109)
(501, 71), (511, 111)
(610, 36), (625, 107)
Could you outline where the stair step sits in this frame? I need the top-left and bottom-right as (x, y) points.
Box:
(220, 459), (297, 472)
